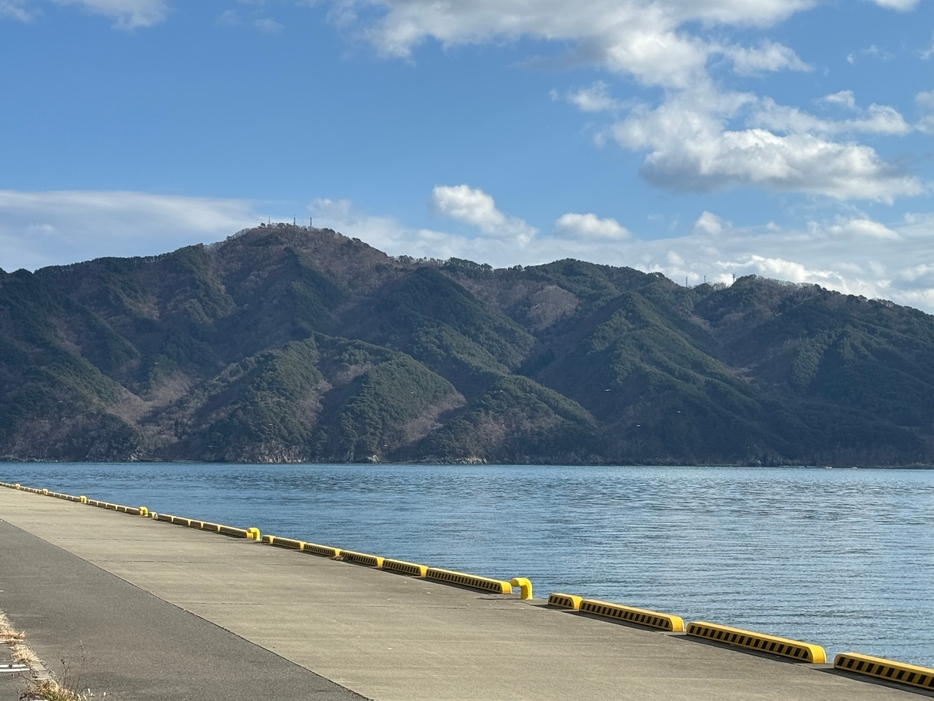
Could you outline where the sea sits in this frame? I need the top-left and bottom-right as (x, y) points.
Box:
(2, 463), (932, 667)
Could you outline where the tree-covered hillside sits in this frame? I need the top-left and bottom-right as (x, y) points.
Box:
(2, 224), (932, 465)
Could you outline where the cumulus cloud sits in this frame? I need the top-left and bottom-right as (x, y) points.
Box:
(611, 87), (922, 201)
(339, 0), (920, 200)
(753, 97), (911, 136)
(0, 190), (261, 270)
(555, 212), (629, 238)
(429, 185), (536, 244)
(330, 0), (922, 202)
(345, 0), (820, 88)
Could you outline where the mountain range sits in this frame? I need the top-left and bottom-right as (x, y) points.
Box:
(2, 223), (933, 466)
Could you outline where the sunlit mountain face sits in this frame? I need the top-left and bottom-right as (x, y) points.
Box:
(2, 226), (932, 465)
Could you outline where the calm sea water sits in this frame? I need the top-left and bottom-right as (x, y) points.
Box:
(2, 463), (932, 667)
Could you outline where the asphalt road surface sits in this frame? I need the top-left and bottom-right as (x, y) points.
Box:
(0, 518), (367, 701)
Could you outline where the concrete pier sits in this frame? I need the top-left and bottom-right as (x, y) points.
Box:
(0, 487), (926, 701)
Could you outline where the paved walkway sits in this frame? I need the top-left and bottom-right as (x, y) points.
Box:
(0, 487), (926, 701)
(0, 516), (365, 701)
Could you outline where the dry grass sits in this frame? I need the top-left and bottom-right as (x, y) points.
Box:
(22, 677), (96, 701)
(0, 610), (105, 700)
(0, 610), (40, 669)
(19, 661), (106, 701)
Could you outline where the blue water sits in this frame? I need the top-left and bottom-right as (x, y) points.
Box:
(3, 463), (933, 667)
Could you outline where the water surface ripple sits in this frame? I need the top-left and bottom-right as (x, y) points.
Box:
(3, 463), (932, 666)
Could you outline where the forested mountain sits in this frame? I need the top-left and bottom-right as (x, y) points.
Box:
(2, 224), (933, 466)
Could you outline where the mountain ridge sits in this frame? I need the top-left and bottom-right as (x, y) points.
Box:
(2, 223), (933, 466)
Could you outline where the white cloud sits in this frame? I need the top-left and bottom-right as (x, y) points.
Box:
(555, 212), (629, 238)
(720, 40), (810, 75)
(753, 97), (911, 136)
(564, 81), (621, 112)
(429, 185), (536, 244)
(825, 217), (900, 240)
(693, 211), (726, 236)
(346, 0), (820, 89)
(331, 0), (922, 201)
(0, 190), (261, 270)
(869, 0), (918, 10)
(822, 90), (857, 110)
(610, 87), (921, 201)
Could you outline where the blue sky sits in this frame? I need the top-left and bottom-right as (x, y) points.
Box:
(2, 0), (934, 310)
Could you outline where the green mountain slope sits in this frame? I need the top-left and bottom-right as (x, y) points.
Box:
(2, 223), (934, 466)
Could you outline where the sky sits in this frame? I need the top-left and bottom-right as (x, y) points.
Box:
(1, 0), (934, 311)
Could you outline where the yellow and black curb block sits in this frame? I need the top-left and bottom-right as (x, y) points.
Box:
(217, 524), (251, 538)
(425, 567), (512, 594)
(547, 593), (583, 610)
(687, 621), (826, 663)
(382, 559), (428, 577)
(579, 599), (684, 632)
(340, 550), (385, 568)
(302, 542), (342, 558)
(835, 652), (934, 691)
(264, 535), (305, 550)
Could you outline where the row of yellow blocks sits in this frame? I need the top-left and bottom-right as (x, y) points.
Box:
(260, 533), (534, 598)
(4, 480), (933, 692)
(0, 483), (534, 600)
(546, 593), (934, 692)
(153, 517), (533, 598)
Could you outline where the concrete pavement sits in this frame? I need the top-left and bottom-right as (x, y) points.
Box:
(0, 516), (366, 701)
(0, 486), (927, 701)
